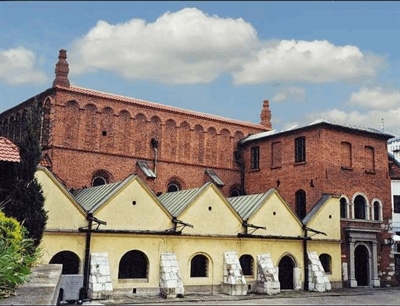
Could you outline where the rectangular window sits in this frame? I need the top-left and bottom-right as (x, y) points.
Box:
(250, 146), (259, 170)
(341, 142), (352, 169)
(394, 195), (400, 213)
(271, 141), (282, 168)
(295, 136), (306, 163)
(364, 146), (375, 173)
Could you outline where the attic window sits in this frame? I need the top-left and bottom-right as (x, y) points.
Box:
(137, 161), (156, 178)
(205, 169), (225, 187)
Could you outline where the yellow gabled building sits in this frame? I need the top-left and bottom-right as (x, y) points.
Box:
(36, 166), (342, 299)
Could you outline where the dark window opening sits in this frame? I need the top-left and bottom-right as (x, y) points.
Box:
(373, 201), (380, 221)
(319, 253), (332, 273)
(250, 146), (259, 170)
(91, 170), (110, 187)
(230, 188), (241, 197)
(239, 254), (254, 276)
(295, 136), (306, 163)
(167, 180), (181, 193)
(93, 177), (107, 186)
(190, 254), (208, 277)
(394, 195), (400, 214)
(295, 189), (306, 220)
(50, 251), (80, 274)
(340, 197), (347, 218)
(354, 195), (366, 220)
(118, 250), (148, 279)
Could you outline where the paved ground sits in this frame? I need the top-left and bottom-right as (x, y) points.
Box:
(84, 287), (400, 305)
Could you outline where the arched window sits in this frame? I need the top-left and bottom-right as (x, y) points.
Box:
(229, 186), (242, 197)
(49, 251), (80, 274)
(340, 197), (347, 218)
(190, 254), (208, 277)
(354, 195), (366, 220)
(239, 254), (254, 276)
(295, 189), (306, 220)
(91, 170), (110, 187)
(118, 250), (148, 279)
(167, 181), (181, 193)
(319, 253), (332, 273)
(373, 201), (381, 221)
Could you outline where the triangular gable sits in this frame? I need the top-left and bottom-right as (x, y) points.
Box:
(169, 183), (243, 235)
(303, 194), (341, 240)
(86, 175), (173, 232)
(35, 167), (87, 230)
(238, 189), (304, 237)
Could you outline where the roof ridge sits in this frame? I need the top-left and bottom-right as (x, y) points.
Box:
(55, 85), (266, 129)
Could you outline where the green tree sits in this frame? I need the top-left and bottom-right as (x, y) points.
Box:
(3, 104), (48, 251)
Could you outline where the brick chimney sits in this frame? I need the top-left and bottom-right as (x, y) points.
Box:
(260, 100), (272, 130)
(52, 49), (70, 88)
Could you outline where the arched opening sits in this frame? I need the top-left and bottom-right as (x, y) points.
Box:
(278, 255), (294, 289)
(295, 189), (306, 220)
(373, 201), (380, 221)
(354, 195), (366, 220)
(319, 253), (332, 273)
(118, 250), (149, 279)
(91, 170), (110, 187)
(190, 254), (208, 277)
(354, 245), (369, 286)
(49, 251), (80, 274)
(340, 197), (347, 218)
(239, 254), (254, 276)
(167, 180), (181, 193)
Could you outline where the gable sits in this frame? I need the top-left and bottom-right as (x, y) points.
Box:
(93, 177), (173, 231)
(35, 167), (87, 230)
(304, 195), (341, 240)
(247, 191), (304, 237)
(178, 184), (243, 235)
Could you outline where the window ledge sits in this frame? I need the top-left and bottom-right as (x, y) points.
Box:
(341, 166), (353, 171)
(270, 166), (282, 170)
(118, 278), (149, 283)
(294, 161), (306, 166)
(249, 168), (260, 172)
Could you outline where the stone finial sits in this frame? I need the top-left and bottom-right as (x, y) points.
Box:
(52, 49), (70, 88)
(260, 100), (272, 130)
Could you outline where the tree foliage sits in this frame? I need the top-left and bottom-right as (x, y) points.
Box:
(3, 103), (48, 250)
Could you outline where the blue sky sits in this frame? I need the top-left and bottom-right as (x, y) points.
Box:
(1, 1), (399, 135)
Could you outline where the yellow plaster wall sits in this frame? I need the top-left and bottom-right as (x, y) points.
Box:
(36, 168), (87, 230)
(248, 192), (304, 237)
(94, 178), (173, 231)
(305, 196), (341, 241)
(178, 186), (243, 235)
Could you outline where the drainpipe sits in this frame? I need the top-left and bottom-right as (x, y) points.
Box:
(82, 213), (93, 300)
(303, 226), (309, 291)
(234, 142), (246, 195)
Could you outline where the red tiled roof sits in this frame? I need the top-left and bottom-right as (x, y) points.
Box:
(0, 137), (20, 163)
(55, 85), (267, 130)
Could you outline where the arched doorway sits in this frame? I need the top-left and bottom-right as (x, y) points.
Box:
(50, 251), (80, 274)
(278, 255), (294, 289)
(354, 244), (369, 286)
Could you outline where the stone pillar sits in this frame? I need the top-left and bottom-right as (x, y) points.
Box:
(88, 252), (113, 300)
(256, 253), (280, 295)
(371, 242), (380, 287)
(348, 242), (357, 287)
(293, 267), (303, 290)
(159, 252), (184, 298)
(221, 251), (247, 296)
(307, 251), (331, 292)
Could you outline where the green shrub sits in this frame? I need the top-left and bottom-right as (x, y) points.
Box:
(0, 211), (39, 299)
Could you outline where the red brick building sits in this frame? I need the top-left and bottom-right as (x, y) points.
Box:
(0, 50), (270, 197)
(238, 120), (396, 287)
(0, 49), (397, 287)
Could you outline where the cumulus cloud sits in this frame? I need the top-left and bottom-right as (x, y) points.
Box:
(68, 7), (259, 84)
(348, 86), (400, 109)
(67, 8), (385, 86)
(271, 87), (306, 103)
(233, 40), (385, 84)
(303, 86), (400, 135)
(0, 47), (48, 85)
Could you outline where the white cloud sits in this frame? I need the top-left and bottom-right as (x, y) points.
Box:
(348, 86), (400, 109)
(0, 47), (48, 85)
(233, 40), (385, 84)
(271, 87), (305, 103)
(68, 7), (259, 84)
